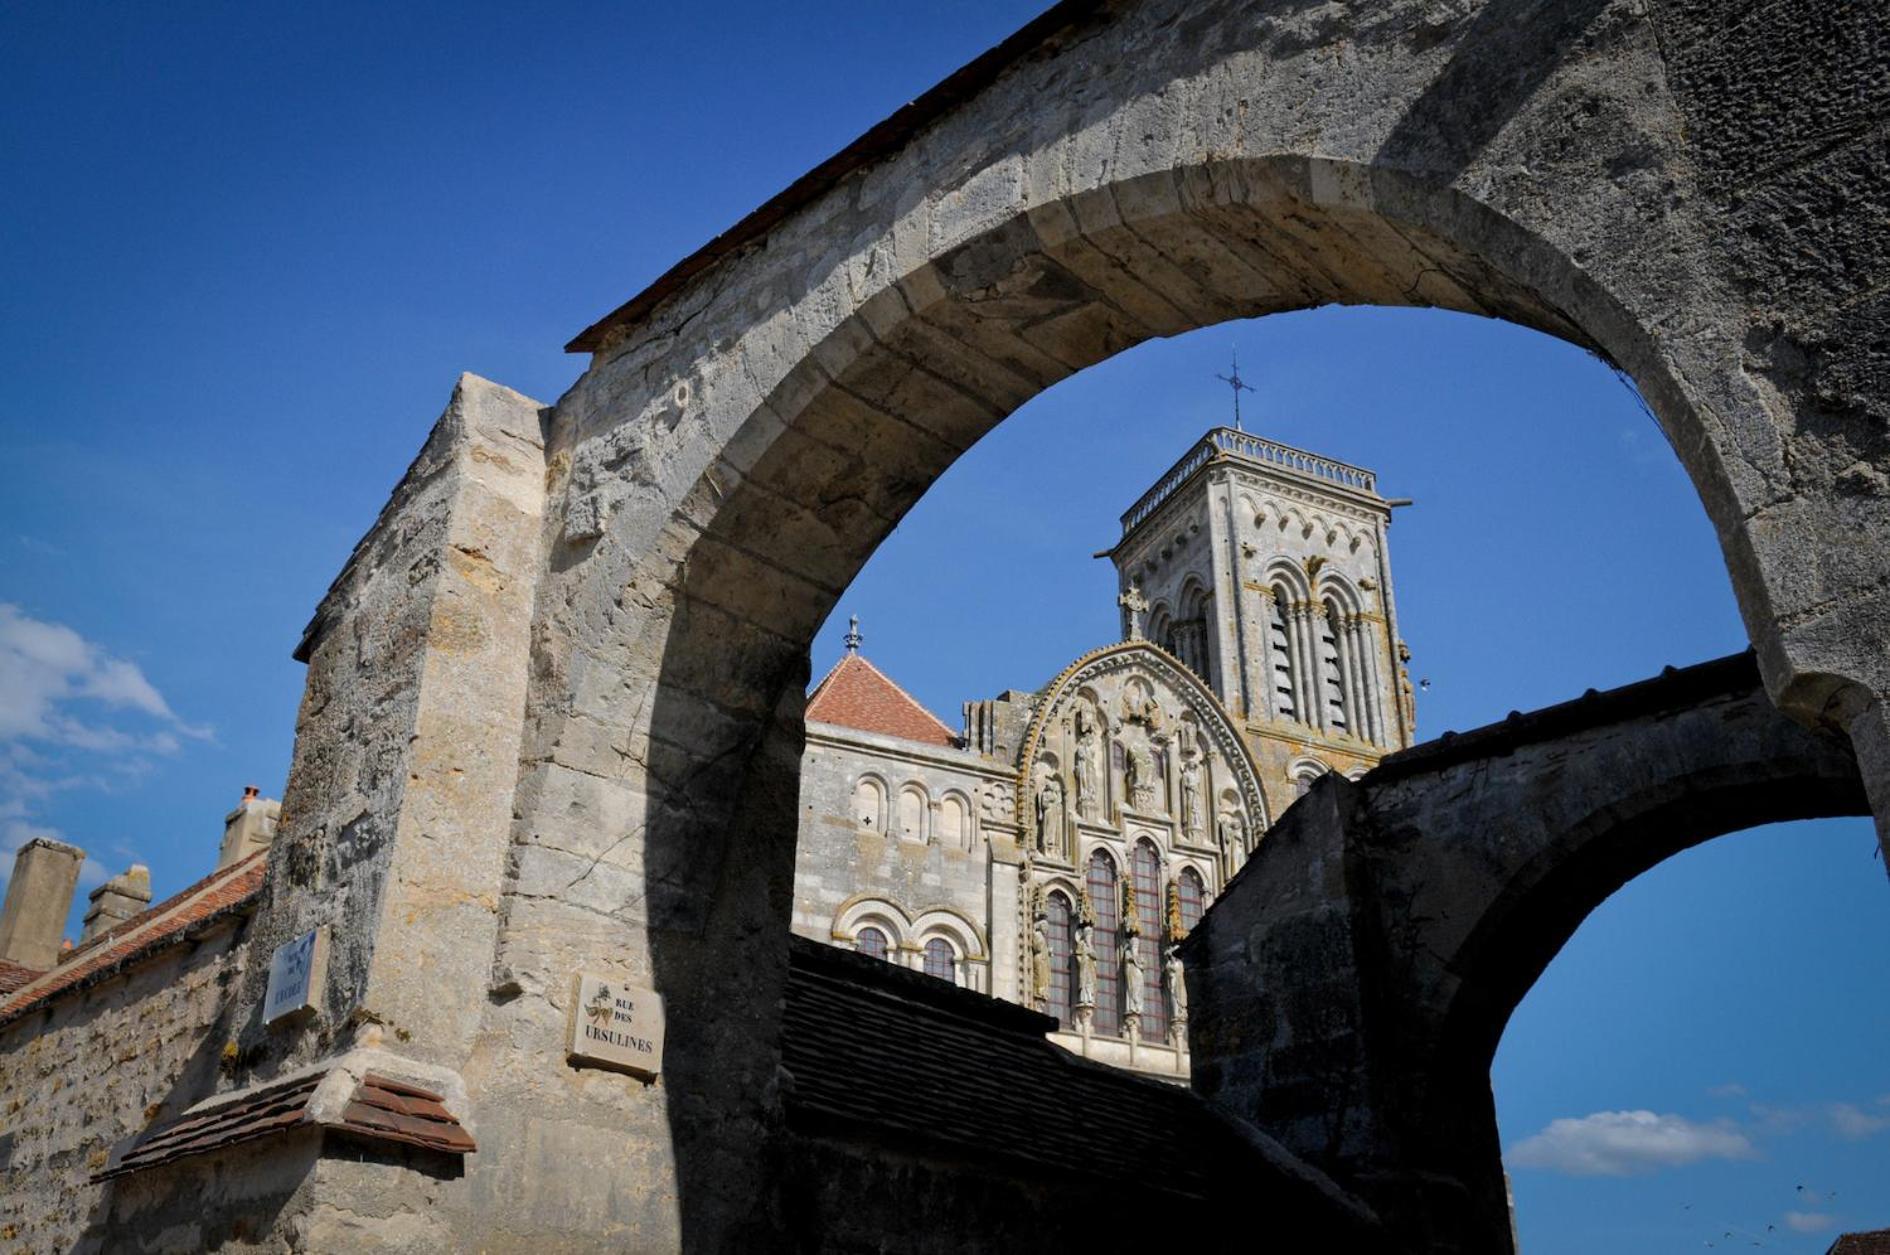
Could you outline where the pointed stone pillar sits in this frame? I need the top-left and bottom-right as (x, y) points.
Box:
(240, 372), (549, 1069)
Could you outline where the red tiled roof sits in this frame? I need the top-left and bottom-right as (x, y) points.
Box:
(96, 1070), (475, 1181)
(1831, 1232), (1890, 1255)
(806, 653), (958, 748)
(0, 851), (267, 1025)
(0, 959), (40, 995)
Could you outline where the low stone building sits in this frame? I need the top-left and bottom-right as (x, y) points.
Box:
(791, 425), (1415, 1075)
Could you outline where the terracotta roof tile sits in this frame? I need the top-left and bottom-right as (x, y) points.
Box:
(1831, 1232), (1890, 1255)
(96, 1070), (475, 1182)
(0, 851), (267, 1025)
(0, 959), (41, 995)
(806, 653), (959, 748)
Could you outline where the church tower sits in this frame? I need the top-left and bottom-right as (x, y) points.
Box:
(1108, 427), (1414, 822)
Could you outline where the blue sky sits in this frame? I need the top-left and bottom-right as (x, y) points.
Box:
(2, 3), (1884, 1248)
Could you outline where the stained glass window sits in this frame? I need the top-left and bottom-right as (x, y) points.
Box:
(1133, 840), (1167, 1040)
(856, 926), (889, 961)
(1087, 851), (1123, 1036)
(1045, 892), (1073, 1027)
(1177, 866), (1207, 935)
(922, 937), (955, 983)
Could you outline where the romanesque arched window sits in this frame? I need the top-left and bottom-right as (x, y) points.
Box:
(1087, 851), (1123, 1037)
(922, 937), (955, 984)
(1177, 866), (1206, 935)
(856, 926), (889, 961)
(1132, 840), (1167, 1041)
(1045, 891), (1074, 1027)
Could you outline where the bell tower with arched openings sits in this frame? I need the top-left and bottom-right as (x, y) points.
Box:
(1110, 428), (1415, 821)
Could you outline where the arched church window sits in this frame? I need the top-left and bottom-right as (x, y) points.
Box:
(922, 937), (956, 984)
(1133, 840), (1167, 1041)
(1268, 584), (1298, 721)
(1177, 867), (1206, 935)
(854, 776), (886, 831)
(856, 926), (889, 961)
(1045, 892), (1074, 1027)
(1087, 852), (1123, 1037)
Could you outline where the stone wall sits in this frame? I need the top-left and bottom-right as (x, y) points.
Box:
(0, 919), (248, 1252)
(794, 725), (1007, 988)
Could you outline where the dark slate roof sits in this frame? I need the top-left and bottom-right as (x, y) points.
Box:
(781, 935), (1263, 1199)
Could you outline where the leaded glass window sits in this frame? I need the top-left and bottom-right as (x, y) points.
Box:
(1045, 892), (1074, 1027)
(856, 926), (889, 961)
(1133, 840), (1167, 1040)
(922, 937), (955, 983)
(1177, 866), (1207, 935)
(1087, 852), (1122, 1037)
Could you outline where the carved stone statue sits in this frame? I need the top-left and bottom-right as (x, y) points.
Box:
(1034, 775), (1065, 854)
(1165, 943), (1188, 1030)
(1074, 921), (1097, 1012)
(1030, 917), (1051, 1006)
(1073, 705), (1101, 817)
(1179, 756), (1203, 837)
(1122, 943), (1145, 1021)
(1125, 741), (1156, 811)
(1217, 808), (1246, 855)
(1398, 640), (1417, 741)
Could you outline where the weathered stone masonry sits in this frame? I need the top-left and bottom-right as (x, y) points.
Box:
(0, 0), (1881, 1250)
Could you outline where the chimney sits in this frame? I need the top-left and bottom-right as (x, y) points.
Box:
(218, 785), (281, 868)
(81, 864), (152, 943)
(0, 838), (86, 969)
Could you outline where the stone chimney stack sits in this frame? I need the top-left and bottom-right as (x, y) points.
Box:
(0, 838), (86, 969)
(81, 865), (152, 943)
(218, 785), (281, 868)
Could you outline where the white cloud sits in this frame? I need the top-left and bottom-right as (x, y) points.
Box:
(0, 603), (208, 747)
(1707, 1082), (1748, 1099)
(1827, 1102), (1890, 1140)
(0, 605), (191, 890)
(1785, 1211), (1834, 1233)
(1507, 1110), (1756, 1176)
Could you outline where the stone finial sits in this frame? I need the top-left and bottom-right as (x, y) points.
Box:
(82, 865), (153, 943)
(843, 614), (863, 654)
(0, 838), (86, 969)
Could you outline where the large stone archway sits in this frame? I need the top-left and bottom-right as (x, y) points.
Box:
(219, 1), (1884, 1249)
(1185, 651), (1869, 1251)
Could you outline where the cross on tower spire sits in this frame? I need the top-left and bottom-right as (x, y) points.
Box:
(1216, 349), (1256, 431)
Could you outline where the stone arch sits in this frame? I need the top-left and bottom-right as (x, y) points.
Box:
(450, 9), (1890, 1245)
(1186, 654), (1871, 1251)
(832, 896), (913, 954)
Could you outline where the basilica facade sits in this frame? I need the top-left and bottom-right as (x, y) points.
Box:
(791, 426), (1417, 1075)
